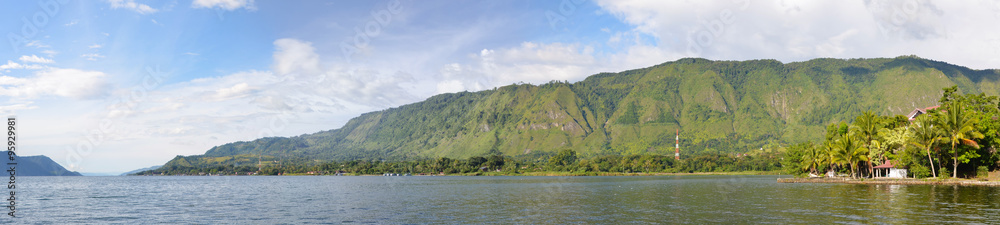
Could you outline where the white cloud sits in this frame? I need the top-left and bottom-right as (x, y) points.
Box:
(593, 0), (1000, 69)
(192, 0), (256, 11)
(184, 52), (200, 56)
(0, 76), (26, 86)
(0, 61), (45, 70)
(435, 79), (467, 94)
(19, 55), (54, 64)
(25, 40), (49, 48)
(212, 82), (255, 100)
(0, 102), (37, 115)
(813, 29), (860, 57)
(107, 0), (158, 14)
(107, 38), (419, 143)
(434, 42), (639, 94)
(434, 63), (488, 94)
(89, 44), (103, 49)
(81, 53), (105, 61)
(64, 20), (78, 27)
(142, 102), (184, 114)
(108, 38), (418, 132)
(269, 38), (418, 107)
(41, 50), (58, 57)
(0, 68), (109, 99)
(272, 39), (321, 76)
(497, 42), (596, 65)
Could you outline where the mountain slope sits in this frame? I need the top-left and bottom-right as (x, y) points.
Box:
(121, 165), (162, 176)
(159, 56), (1000, 169)
(17, 155), (83, 176)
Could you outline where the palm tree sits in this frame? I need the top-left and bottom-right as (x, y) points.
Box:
(642, 156), (654, 173)
(823, 140), (847, 177)
(936, 103), (984, 178)
(835, 131), (870, 179)
(852, 111), (883, 177)
(909, 116), (941, 177)
(822, 140), (840, 176)
(800, 142), (823, 175)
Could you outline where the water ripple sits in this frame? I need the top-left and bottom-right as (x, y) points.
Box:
(1, 176), (998, 224)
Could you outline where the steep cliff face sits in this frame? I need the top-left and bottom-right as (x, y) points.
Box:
(161, 56), (1000, 167)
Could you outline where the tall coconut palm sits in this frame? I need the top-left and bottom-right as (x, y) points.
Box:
(937, 103), (984, 178)
(800, 142), (824, 175)
(822, 140), (840, 176)
(909, 116), (941, 177)
(836, 131), (870, 179)
(852, 111), (883, 177)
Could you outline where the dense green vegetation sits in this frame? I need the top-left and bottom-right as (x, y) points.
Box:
(784, 86), (1000, 178)
(144, 56), (1000, 175)
(138, 150), (781, 175)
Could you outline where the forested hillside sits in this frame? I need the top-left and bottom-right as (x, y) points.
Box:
(156, 56), (1000, 170)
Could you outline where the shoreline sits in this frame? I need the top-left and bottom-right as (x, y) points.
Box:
(345, 171), (785, 176)
(133, 171), (785, 177)
(482, 171), (784, 176)
(777, 177), (1000, 186)
(287, 171), (783, 176)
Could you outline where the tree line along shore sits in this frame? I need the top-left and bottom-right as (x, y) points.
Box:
(782, 86), (1000, 182)
(136, 148), (783, 176)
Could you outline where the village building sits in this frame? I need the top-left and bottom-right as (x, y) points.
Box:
(873, 160), (908, 178)
(906, 105), (940, 121)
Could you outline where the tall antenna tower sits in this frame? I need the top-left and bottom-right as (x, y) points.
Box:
(675, 129), (680, 160)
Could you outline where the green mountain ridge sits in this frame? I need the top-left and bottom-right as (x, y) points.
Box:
(159, 56), (1000, 169)
(120, 165), (162, 176)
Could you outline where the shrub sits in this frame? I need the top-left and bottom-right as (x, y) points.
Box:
(910, 164), (930, 178)
(977, 166), (989, 178)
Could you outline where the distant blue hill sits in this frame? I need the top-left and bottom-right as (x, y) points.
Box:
(81, 172), (122, 176)
(120, 165), (162, 176)
(16, 155), (82, 176)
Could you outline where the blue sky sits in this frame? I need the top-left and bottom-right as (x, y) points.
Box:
(2, 0), (1000, 173)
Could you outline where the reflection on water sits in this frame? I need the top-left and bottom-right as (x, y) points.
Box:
(2, 176), (997, 224)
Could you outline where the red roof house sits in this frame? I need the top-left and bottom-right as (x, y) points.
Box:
(873, 160), (907, 178)
(907, 105), (940, 121)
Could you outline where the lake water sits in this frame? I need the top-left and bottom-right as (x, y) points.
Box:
(3, 175), (998, 224)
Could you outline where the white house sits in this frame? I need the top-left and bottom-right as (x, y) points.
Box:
(873, 160), (907, 178)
